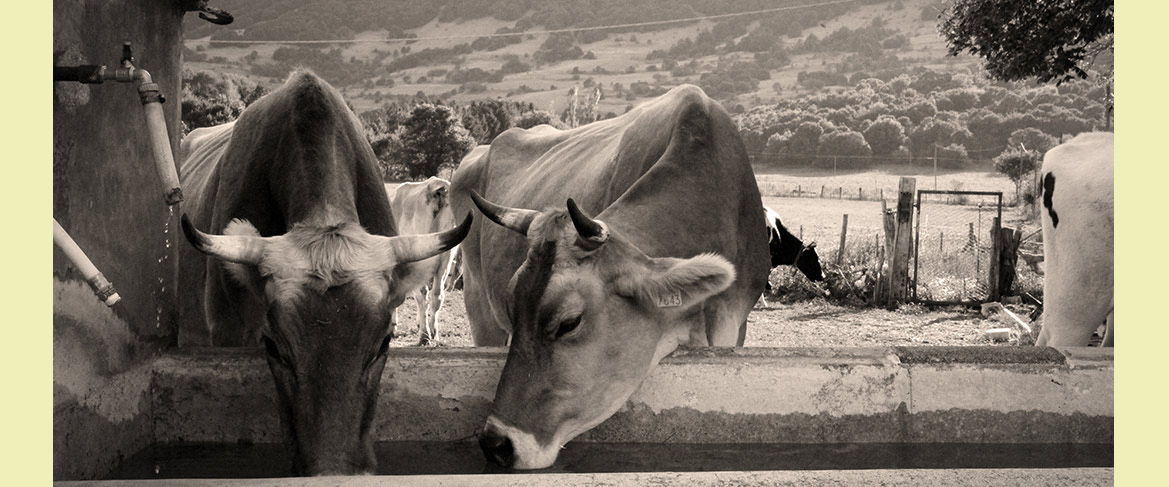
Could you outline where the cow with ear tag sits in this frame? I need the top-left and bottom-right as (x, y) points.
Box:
(177, 70), (471, 476)
(451, 84), (769, 469)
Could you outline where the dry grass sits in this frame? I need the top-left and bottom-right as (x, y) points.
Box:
(390, 289), (1033, 348)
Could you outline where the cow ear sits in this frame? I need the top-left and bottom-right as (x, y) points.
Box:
(615, 253), (735, 311)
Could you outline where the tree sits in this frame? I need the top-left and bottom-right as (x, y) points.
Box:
(461, 100), (519, 144)
(939, 0), (1114, 84)
(908, 117), (971, 160)
(1007, 128), (1059, 154)
(994, 148), (1042, 203)
(862, 116), (908, 157)
(396, 104), (475, 180)
(787, 121), (824, 166)
(818, 130), (872, 168)
(180, 70), (270, 134)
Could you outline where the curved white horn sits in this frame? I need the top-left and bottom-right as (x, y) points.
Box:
(380, 213), (473, 264)
(180, 214), (271, 265)
(469, 189), (538, 235)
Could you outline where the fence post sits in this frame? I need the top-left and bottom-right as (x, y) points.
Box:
(889, 177), (916, 304)
(820, 185), (826, 198)
(799, 225), (803, 240)
(988, 217), (1001, 301)
(998, 225), (1021, 297)
(838, 187), (843, 199)
(797, 184), (801, 197)
(836, 214), (849, 265)
(878, 200), (895, 303)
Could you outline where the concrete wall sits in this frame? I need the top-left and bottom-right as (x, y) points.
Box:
(53, 0), (192, 480)
(55, 468), (1116, 487)
(152, 346), (1113, 446)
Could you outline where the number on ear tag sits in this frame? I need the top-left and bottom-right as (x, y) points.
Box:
(657, 290), (682, 308)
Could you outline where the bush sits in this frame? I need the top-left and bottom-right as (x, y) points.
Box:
(515, 110), (568, 130)
(994, 148), (1042, 202)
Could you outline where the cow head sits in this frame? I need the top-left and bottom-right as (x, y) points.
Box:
(767, 215), (824, 282)
(468, 191), (734, 469)
(181, 213), (470, 475)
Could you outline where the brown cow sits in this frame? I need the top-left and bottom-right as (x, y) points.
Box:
(451, 84), (768, 469)
(177, 70), (470, 475)
(385, 177), (458, 345)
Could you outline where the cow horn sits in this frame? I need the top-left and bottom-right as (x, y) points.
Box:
(381, 213), (473, 264)
(567, 198), (608, 251)
(469, 190), (537, 235)
(180, 214), (269, 265)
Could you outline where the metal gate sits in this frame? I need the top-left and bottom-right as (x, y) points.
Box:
(912, 190), (1003, 303)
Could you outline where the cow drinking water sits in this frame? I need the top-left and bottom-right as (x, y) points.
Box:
(451, 85), (769, 469)
(177, 70), (470, 475)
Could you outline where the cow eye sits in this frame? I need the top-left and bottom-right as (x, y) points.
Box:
(555, 315), (582, 338)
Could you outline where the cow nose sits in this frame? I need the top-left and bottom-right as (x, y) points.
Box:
(479, 430), (515, 468)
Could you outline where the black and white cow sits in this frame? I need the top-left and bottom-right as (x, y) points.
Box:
(1036, 132), (1113, 347)
(759, 206), (824, 306)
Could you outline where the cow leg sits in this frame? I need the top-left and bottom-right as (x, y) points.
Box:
(704, 295), (752, 347)
(464, 269), (509, 346)
(413, 289), (432, 346)
(426, 277), (446, 347)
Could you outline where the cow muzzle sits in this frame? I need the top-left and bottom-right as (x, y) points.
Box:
(479, 415), (560, 470)
(478, 429), (515, 468)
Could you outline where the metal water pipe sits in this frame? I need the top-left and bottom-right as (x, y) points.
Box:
(53, 219), (121, 307)
(54, 42), (183, 206)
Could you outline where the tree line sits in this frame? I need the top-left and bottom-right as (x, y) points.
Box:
(735, 66), (1108, 171)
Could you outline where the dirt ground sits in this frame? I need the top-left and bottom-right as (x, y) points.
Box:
(390, 289), (1039, 348)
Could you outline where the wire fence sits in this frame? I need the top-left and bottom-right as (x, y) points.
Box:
(912, 191), (1003, 303)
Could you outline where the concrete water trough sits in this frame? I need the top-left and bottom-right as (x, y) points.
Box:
(55, 346), (1113, 485)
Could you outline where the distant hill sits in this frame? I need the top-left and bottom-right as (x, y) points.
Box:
(185, 0), (865, 42)
(183, 0), (958, 114)
(181, 0), (1112, 182)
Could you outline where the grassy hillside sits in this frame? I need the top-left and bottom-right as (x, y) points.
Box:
(183, 0), (967, 114)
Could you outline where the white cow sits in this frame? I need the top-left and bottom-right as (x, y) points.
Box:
(1036, 132), (1113, 347)
(386, 177), (459, 345)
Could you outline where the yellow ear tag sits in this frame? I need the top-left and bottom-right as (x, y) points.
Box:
(656, 290), (682, 308)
